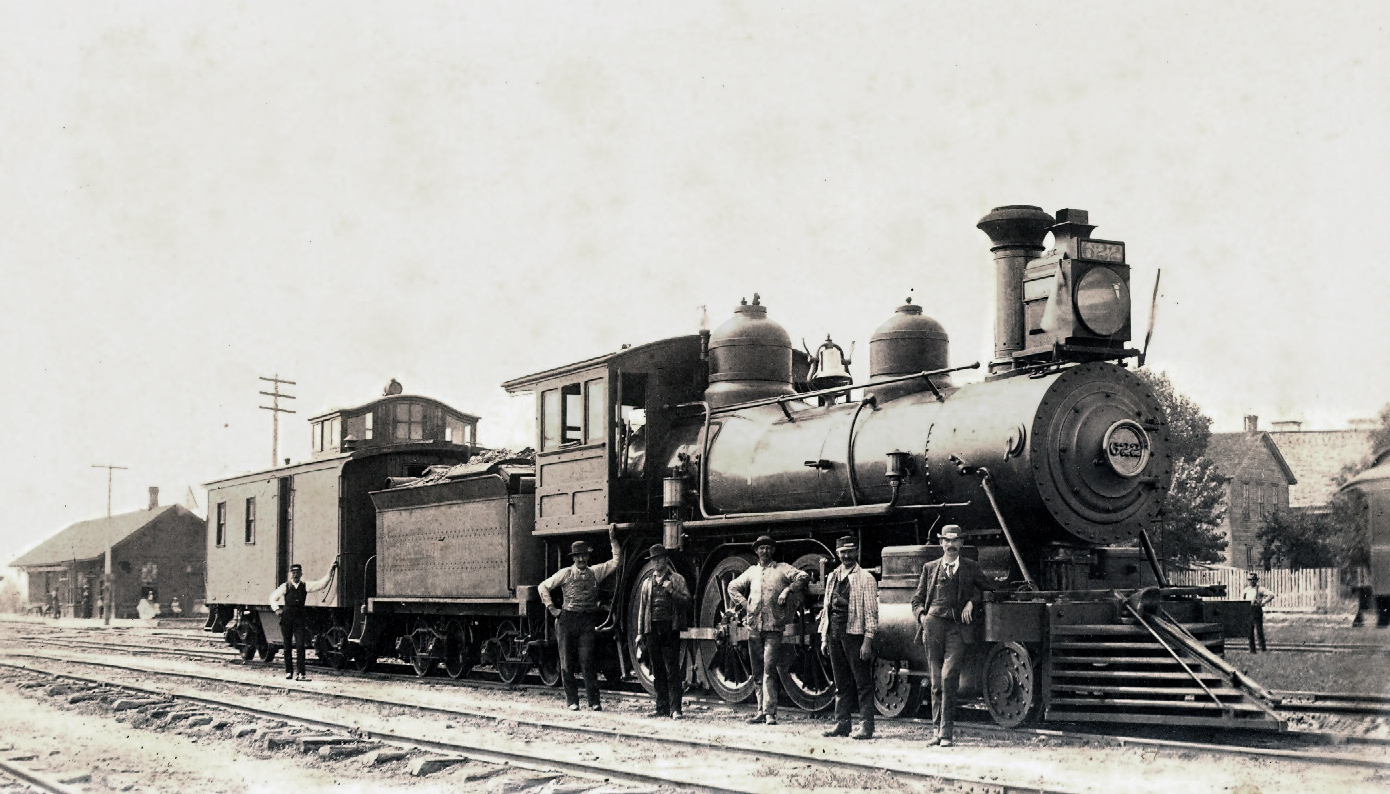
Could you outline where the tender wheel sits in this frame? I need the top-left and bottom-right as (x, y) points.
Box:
(232, 622), (257, 662)
(624, 559), (688, 696)
(697, 554), (757, 703)
(352, 648), (376, 673)
(442, 620), (473, 680)
(873, 658), (924, 718)
(408, 626), (438, 678)
(982, 642), (1038, 728)
(318, 625), (350, 670)
(777, 552), (834, 712)
(492, 620), (531, 685)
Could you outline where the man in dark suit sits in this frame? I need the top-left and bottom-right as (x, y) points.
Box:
(911, 525), (990, 746)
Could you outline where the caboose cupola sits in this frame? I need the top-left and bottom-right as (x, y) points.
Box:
(704, 294), (796, 408)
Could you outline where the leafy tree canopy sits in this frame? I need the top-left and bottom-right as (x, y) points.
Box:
(1133, 370), (1212, 461)
(1257, 508), (1338, 569)
(1154, 456), (1229, 567)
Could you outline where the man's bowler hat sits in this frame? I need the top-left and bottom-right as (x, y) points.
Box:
(570, 540), (593, 556)
(753, 535), (776, 551)
(939, 525), (963, 541)
(649, 543), (669, 559)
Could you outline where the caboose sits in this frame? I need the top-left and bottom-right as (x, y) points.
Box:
(495, 205), (1284, 729)
(203, 387), (479, 664)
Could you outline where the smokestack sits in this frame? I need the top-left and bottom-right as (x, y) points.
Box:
(977, 205), (1055, 372)
(148, 487), (159, 510)
(1243, 415), (1258, 433)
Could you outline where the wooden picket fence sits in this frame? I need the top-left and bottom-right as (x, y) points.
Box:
(1168, 566), (1357, 613)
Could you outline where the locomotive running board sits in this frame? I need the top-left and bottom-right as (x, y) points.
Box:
(1041, 596), (1285, 731)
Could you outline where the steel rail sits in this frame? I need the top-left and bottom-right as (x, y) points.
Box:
(0, 757), (84, 794)
(1, 654), (1084, 794)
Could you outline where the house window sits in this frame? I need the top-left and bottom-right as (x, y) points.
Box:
(244, 497), (256, 544)
(365, 411), (374, 440)
(1258, 484), (1266, 517)
(1242, 483), (1250, 519)
(215, 502), (227, 547)
(394, 402), (424, 440)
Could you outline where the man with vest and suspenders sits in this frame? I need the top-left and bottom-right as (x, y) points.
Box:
(539, 525), (623, 711)
(911, 525), (990, 746)
(270, 561), (337, 681)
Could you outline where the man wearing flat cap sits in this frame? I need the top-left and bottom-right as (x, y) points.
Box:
(539, 525), (622, 711)
(911, 525), (990, 746)
(635, 543), (691, 719)
(269, 560), (338, 681)
(818, 535), (879, 740)
(728, 535), (809, 725)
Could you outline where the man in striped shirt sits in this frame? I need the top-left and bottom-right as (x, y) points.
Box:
(818, 535), (879, 740)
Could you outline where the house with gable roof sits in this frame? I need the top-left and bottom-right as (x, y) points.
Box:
(1206, 419), (1298, 568)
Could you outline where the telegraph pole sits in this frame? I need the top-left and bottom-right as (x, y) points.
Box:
(259, 375), (297, 467)
(92, 463), (127, 625)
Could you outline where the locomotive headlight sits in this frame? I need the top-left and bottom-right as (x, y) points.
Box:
(1075, 266), (1130, 337)
(1101, 420), (1150, 478)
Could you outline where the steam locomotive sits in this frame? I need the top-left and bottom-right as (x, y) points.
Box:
(205, 204), (1283, 729)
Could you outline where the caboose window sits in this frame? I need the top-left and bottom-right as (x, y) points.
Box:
(541, 389), (561, 450)
(562, 383), (583, 445)
(365, 411), (373, 440)
(328, 417), (341, 450)
(446, 416), (471, 445)
(244, 497), (256, 544)
(585, 378), (606, 443)
(215, 502), (227, 547)
(394, 402), (424, 440)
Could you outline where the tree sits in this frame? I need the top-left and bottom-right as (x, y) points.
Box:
(1153, 456), (1229, 567)
(1133, 370), (1228, 567)
(1257, 509), (1338, 570)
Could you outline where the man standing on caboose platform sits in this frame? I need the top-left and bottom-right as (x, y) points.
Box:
(728, 535), (809, 725)
(270, 560), (338, 681)
(539, 525), (622, 712)
(912, 525), (990, 746)
(818, 535), (878, 740)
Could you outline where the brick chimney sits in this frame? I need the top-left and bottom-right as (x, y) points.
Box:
(1243, 415), (1258, 433)
(148, 487), (159, 510)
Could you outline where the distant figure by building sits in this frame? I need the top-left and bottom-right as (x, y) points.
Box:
(170, 597), (183, 616)
(818, 536), (878, 740)
(728, 535), (809, 725)
(136, 593), (160, 621)
(269, 561), (338, 680)
(49, 590), (60, 619)
(1241, 572), (1275, 653)
(634, 543), (690, 719)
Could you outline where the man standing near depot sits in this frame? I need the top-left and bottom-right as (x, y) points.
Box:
(539, 525), (622, 711)
(912, 525), (990, 746)
(728, 535), (809, 725)
(635, 543), (690, 719)
(818, 535), (878, 740)
(270, 560), (338, 681)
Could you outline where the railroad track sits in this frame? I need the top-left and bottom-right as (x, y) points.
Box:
(12, 626), (1390, 749)
(5, 645), (1387, 788)
(0, 756), (84, 794)
(1, 653), (1086, 794)
(1263, 642), (1390, 654)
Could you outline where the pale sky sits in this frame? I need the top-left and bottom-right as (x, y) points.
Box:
(3, 2), (1388, 564)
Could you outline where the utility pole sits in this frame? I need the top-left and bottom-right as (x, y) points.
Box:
(259, 375), (297, 468)
(92, 463), (127, 626)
